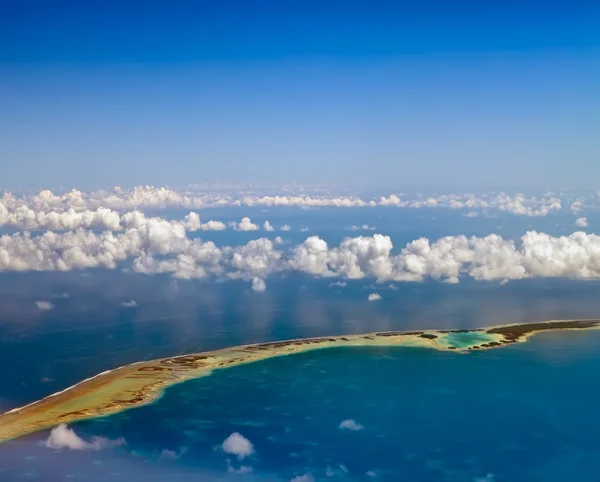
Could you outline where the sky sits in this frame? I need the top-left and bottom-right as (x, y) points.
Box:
(1, 0), (599, 190)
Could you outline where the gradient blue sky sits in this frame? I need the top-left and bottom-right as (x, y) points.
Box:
(1, 0), (599, 190)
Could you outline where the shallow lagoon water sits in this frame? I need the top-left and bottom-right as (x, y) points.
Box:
(4, 330), (600, 481)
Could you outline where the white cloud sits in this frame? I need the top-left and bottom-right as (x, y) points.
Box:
(367, 293), (381, 302)
(570, 201), (584, 213)
(366, 471), (378, 478)
(7, 226), (600, 287)
(329, 281), (347, 288)
(233, 217), (259, 231)
(575, 217), (588, 228)
(35, 301), (55, 311)
(339, 419), (364, 431)
(251, 277), (266, 292)
(221, 432), (254, 460)
(281, 224), (292, 231)
(300, 227), (310, 232)
(1, 188), (582, 224)
(45, 424), (124, 451)
(121, 300), (138, 307)
(350, 225), (376, 231)
(291, 474), (315, 482)
(263, 221), (274, 232)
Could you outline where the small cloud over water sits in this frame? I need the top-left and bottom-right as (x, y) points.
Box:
(221, 432), (254, 460)
(339, 419), (364, 431)
(35, 301), (54, 311)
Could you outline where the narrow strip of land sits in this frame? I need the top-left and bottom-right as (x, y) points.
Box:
(0, 319), (598, 444)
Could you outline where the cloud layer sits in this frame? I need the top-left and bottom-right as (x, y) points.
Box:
(0, 186), (590, 221)
(3, 225), (600, 288)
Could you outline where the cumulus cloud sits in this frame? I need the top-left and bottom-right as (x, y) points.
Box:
(0, 187), (583, 224)
(366, 470), (378, 478)
(571, 201), (584, 213)
(45, 424), (124, 450)
(575, 217), (588, 228)
(251, 277), (266, 292)
(281, 224), (292, 231)
(350, 225), (376, 231)
(35, 301), (55, 310)
(339, 419), (364, 431)
(221, 433), (254, 460)
(233, 217), (259, 231)
(7, 227), (600, 287)
(329, 281), (347, 288)
(121, 300), (138, 307)
(263, 221), (274, 232)
(367, 293), (381, 302)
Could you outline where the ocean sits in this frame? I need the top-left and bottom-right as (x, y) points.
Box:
(2, 328), (600, 481)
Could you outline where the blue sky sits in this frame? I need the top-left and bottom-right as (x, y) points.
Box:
(1, 0), (599, 190)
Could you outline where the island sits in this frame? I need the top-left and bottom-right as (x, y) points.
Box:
(0, 319), (598, 444)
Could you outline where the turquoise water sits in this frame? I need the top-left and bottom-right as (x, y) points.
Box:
(4, 330), (600, 481)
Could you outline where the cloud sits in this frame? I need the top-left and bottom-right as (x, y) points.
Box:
(35, 301), (55, 311)
(575, 217), (588, 228)
(474, 475), (494, 482)
(52, 292), (70, 299)
(326, 465), (349, 477)
(45, 424), (124, 450)
(329, 281), (347, 288)
(339, 419), (364, 431)
(7, 227), (600, 287)
(0, 188), (582, 225)
(300, 227), (310, 232)
(367, 293), (381, 302)
(227, 461), (253, 474)
(263, 221), (274, 232)
(251, 277), (266, 292)
(350, 225), (376, 231)
(366, 471), (378, 478)
(570, 201), (584, 213)
(281, 224), (292, 231)
(221, 432), (254, 460)
(121, 300), (138, 307)
(158, 447), (188, 461)
(290, 474), (315, 482)
(233, 217), (259, 231)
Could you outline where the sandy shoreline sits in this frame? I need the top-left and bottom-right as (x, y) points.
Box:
(0, 318), (598, 444)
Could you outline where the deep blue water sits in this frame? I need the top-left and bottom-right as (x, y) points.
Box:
(3, 330), (600, 481)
